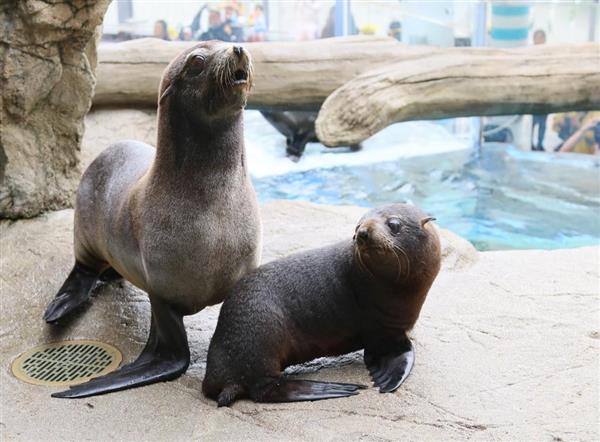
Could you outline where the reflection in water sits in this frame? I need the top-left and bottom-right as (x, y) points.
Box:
(254, 145), (600, 251)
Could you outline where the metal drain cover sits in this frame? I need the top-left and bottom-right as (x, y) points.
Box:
(11, 340), (122, 386)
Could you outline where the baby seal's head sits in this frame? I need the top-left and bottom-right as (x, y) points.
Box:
(159, 41), (253, 121)
(353, 204), (441, 286)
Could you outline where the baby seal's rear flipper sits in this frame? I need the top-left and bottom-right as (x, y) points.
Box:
(51, 298), (189, 399)
(364, 335), (415, 393)
(43, 262), (101, 323)
(250, 378), (366, 403)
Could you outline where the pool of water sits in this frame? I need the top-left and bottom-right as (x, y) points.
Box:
(253, 144), (600, 251)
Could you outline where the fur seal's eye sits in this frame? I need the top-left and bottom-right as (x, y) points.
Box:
(387, 218), (401, 234)
(188, 54), (206, 71)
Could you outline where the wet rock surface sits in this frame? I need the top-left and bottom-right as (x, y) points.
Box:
(0, 0), (110, 219)
(1, 201), (598, 441)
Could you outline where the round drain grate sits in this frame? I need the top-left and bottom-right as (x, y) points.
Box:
(11, 340), (122, 386)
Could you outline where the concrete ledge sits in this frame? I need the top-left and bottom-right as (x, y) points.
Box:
(1, 202), (598, 441)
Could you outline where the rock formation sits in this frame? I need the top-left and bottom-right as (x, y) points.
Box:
(0, 0), (111, 219)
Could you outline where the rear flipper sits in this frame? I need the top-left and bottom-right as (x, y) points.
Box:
(51, 297), (189, 399)
(244, 378), (365, 405)
(364, 335), (415, 393)
(43, 262), (101, 323)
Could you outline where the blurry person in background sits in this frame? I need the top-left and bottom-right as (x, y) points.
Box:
(388, 20), (402, 41)
(530, 29), (547, 151)
(153, 20), (170, 41)
(223, 4), (244, 42)
(224, 5), (239, 26)
(200, 10), (226, 41)
(248, 4), (267, 42)
(555, 112), (600, 155)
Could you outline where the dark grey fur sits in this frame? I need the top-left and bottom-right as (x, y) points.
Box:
(203, 204), (441, 406)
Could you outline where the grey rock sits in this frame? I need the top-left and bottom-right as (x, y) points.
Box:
(0, 0), (111, 219)
(1, 201), (598, 441)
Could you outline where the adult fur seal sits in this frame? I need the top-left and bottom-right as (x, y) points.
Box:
(44, 42), (261, 398)
(203, 204), (440, 406)
(259, 110), (362, 161)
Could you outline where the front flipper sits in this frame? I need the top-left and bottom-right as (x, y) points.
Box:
(43, 262), (100, 323)
(250, 378), (366, 404)
(52, 297), (189, 399)
(364, 335), (414, 393)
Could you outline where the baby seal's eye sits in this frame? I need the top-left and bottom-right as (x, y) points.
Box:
(387, 218), (401, 234)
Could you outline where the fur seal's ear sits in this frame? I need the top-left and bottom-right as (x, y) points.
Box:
(159, 84), (174, 105)
(159, 55), (193, 105)
(420, 216), (436, 227)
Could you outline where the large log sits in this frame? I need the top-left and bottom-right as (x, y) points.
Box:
(316, 43), (600, 146)
(93, 36), (422, 108)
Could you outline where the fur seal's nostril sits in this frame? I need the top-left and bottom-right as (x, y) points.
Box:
(357, 228), (369, 243)
(233, 46), (243, 57)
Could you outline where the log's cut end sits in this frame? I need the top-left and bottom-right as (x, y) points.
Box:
(315, 82), (382, 147)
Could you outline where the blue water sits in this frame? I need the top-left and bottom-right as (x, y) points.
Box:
(253, 144), (600, 251)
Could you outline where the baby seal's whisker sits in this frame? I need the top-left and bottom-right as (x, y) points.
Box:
(379, 237), (404, 283)
(393, 250), (403, 283)
(355, 247), (376, 280)
(394, 245), (411, 280)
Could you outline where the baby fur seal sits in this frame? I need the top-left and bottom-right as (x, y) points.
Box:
(203, 204), (440, 406)
(44, 41), (261, 398)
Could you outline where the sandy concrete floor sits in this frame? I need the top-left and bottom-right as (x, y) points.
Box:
(1, 200), (599, 441)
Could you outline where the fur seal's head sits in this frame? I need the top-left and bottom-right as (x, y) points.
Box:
(353, 204), (441, 286)
(158, 41), (253, 121)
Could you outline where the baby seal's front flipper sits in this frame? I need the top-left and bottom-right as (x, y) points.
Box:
(249, 378), (366, 404)
(51, 298), (190, 399)
(364, 335), (415, 393)
(43, 262), (100, 323)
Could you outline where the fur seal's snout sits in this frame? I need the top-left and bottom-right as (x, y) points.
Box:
(217, 44), (252, 90)
(157, 42), (253, 117)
